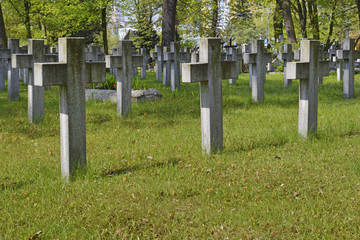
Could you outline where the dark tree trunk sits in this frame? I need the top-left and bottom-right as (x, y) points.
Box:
(101, 7), (108, 54)
(282, 0), (296, 43)
(325, 3), (336, 51)
(0, 3), (7, 48)
(355, 0), (360, 47)
(308, 0), (320, 39)
(273, 0), (283, 43)
(294, 0), (307, 38)
(210, 0), (219, 37)
(24, 0), (32, 39)
(162, 0), (177, 47)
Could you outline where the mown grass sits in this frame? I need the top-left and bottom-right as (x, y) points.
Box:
(1, 71), (360, 239)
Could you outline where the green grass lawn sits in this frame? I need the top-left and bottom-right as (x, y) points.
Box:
(1, 72), (360, 239)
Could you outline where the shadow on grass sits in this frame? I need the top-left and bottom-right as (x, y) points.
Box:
(100, 158), (180, 177)
(0, 179), (33, 191)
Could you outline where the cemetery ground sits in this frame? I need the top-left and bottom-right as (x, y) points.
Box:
(1, 72), (360, 239)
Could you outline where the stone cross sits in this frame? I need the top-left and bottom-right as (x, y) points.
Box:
(33, 37), (106, 180)
(150, 45), (163, 82)
(85, 45), (105, 62)
(294, 49), (301, 60)
(140, 47), (148, 79)
(106, 40), (143, 116)
(163, 42), (180, 92)
(333, 55), (343, 81)
(241, 44), (252, 87)
(191, 49), (199, 63)
(182, 38), (238, 154)
(162, 46), (171, 87)
(12, 39), (58, 123)
(0, 48), (10, 91)
(278, 44), (294, 88)
(287, 39), (320, 137)
(318, 45), (330, 85)
(226, 47), (242, 85)
(243, 39), (272, 102)
(7, 39), (21, 100)
(336, 37), (360, 98)
(179, 47), (191, 75)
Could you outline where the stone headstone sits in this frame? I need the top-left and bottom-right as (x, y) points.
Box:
(140, 47), (148, 79)
(105, 40), (143, 116)
(243, 39), (272, 102)
(0, 48), (11, 91)
(12, 39), (58, 123)
(7, 39), (21, 100)
(278, 44), (294, 88)
(163, 42), (180, 92)
(34, 37), (106, 180)
(287, 39), (320, 137)
(226, 47), (242, 85)
(162, 46), (171, 87)
(85, 44), (105, 62)
(318, 45), (330, 85)
(150, 45), (163, 82)
(182, 38), (238, 154)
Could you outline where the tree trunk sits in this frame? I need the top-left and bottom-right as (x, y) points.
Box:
(273, 0), (283, 43)
(294, 0), (307, 38)
(308, 0), (320, 39)
(162, 0), (177, 47)
(210, 0), (219, 37)
(325, 3), (336, 51)
(101, 7), (108, 54)
(24, 0), (32, 39)
(282, 0), (296, 43)
(355, 0), (360, 47)
(0, 3), (7, 48)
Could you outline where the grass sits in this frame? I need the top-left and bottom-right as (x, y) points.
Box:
(1, 71), (360, 239)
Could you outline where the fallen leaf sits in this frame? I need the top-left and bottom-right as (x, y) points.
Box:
(113, 229), (122, 236)
(275, 155), (281, 159)
(29, 231), (42, 240)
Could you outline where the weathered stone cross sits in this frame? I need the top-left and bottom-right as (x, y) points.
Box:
(34, 37), (106, 180)
(150, 45), (163, 82)
(7, 39), (21, 100)
(140, 47), (148, 79)
(317, 45), (330, 85)
(182, 38), (238, 154)
(226, 47), (242, 85)
(0, 48), (10, 92)
(243, 39), (272, 102)
(336, 37), (360, 98)
(287, 39), (320, 137)
(85, 44), (105, 62)
(278, 43), (294, 88)
(163, 42), (180, 92)
(12, 39), (58, 123)
(106, 40), (143, 116)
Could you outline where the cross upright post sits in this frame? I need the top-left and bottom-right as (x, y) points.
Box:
(243, 39), (272, 102)
(241, 44), (252, 87)
(226, 47), (242, 85)
(150, 45), (163, 82)
(294, 49), (301, 60)
(191, 49), (199, 63)
(34, 37), (106, 180)
(0, 48), (11, 91)
(7, 39), (21, 100)
(287, 39), (320, 137)
(179, 47), (191, 76)
(318, 45), (330, 85)
(106, 40), (143, 117)
(336, 37), (360, 98)
(140, 47), (148, 79)
(333, 55), (343, 81)
(85, 45), (105, 62)
(162, 46), (171, 87)
(278, 44), (294, 88)
(182, 38), (238, 154)
(12, 39), (58, 123)
(163, 42), (180, 92)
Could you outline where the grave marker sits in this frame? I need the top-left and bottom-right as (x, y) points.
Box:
(34, 37), (106, 179)
(278, 44), (294, 88)
(106, 40), (144, 116)
(287, 39), (319, 137)
(243, 39), (272, 102)
(182, 38), (238, 154)
(7, 39), (20, 100)
(140, 47), (148, 79)
(163, 42), (180, 92)
(150, 45), (163, 82)
(0, 48), (10, 91)
(162, 46), (171, 87)
(12, 39), (58, 123)
(226, 47), (242, 85)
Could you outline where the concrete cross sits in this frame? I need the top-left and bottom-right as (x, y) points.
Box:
(7, 39), (21, 100)
(163, 42), (180, 92)
(106, 40), (143, 116)
(332, 55), (343, 81)
(243, 39), (272, 102)
(226, 47), (242, 85)
(182, 38), (238, 154)
(287, 39), (320, 137)
(140, 47), (148, 79)
(0, 48), (11, 91)
(278, 44), (294, 88)
(336, 37), (360, 98)
(150, 45), (163, 82)
(191, 49), (199, 63)
(85, 45), (105, 62)
(12, 39), (58, 123)
(179, 47), (191, 76)
(318, 45), (330, 85)
(162, 46), (171, 87)
(294, 49), (301, 60)
(33, 37), (106, 180)
(241, 44), (252, 88)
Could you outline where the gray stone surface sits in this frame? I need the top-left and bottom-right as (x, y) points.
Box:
(85, 44), (105, 62)
(106, 40), (143, 117)
(226, 47), (242, 85)
(12, 39), (58, 123)
(162, 46), (171, 87)
(150, 45), (163, 82)
(7, 39), (20, 100)
(336, 37), (360, 98)
(0, 48), (11, 91)
(34, 37), (106, 180)
(243, 39), (272, 102)
(85, 88), (162, 102)
(182, 38), (237, 154)
(287, 39), (319, 138)
(140, 47), (148, 79)
(163, 42), (180, 92)
(278, 44), (294, 88)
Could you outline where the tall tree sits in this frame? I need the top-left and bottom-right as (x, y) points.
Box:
(0, 3), (7, 48)
(162, 0), (177, 46)
(282, 0), (296, 43)
(273, 0), (283, 42)
(308, 0), (320, 39)
(293, 0), (307, 38)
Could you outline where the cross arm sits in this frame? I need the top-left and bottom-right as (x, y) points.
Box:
(85, 62), (106, 84)
(105, 55), (122, 69)
(0, 49), (11, 59)
(150, 52), (158, 59)
(182, 63), (208, 83)
(12, 54), (33, 68)
(264, 52), (272, 63)
(286, 62), (310, 80)
(336, 50), (349, 60)
(221, 61), (238, 79)
(45, 54), (58, 63)
(243, 53), (256, 64)
(163, 52), (174, 61)
(320, 60), (330, 77)
(132, 55), (143, 67)
(34, 63), (67, 86)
